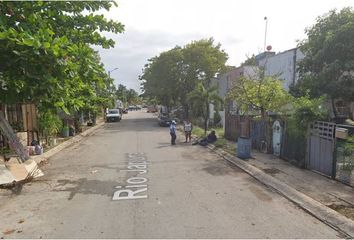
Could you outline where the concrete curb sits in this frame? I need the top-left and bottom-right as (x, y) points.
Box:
(31, 121), (105, 164)
(205, 144), (354, 237)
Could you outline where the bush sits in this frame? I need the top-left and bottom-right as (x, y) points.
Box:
(213, 111), (222, 125)
(289, 95), (329, 137)
(38, 111), (63, 139)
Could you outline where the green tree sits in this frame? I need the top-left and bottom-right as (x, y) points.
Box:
(0, 1), (124, 113)
(293, 7), (354, 116)
(241, 54), (256, 66)
(227, 70), (290, 119)
(180, 38), (228, 117)
(140, 38), (228, 117)
(292, 95), (329, 131)
(188, 83), (223, 134)
(126, 89), (139, 104)
(116, 84), (128, 105)
(140, 47), (183, 111)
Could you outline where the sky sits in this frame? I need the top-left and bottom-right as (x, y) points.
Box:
(96, 0), (354, 92)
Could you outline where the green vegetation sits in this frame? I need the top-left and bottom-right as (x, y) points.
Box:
(227, 69), (291, 119)
(213, 111), (222, 126)
(292, 7), (354, 118)
(115, 84), (141, 106)
(38, 111), (63, 142)
(0, 2), (124, 114)
(337, 136), (354, 171)
(214, 127), (224, 138)
(140, 38), (228, 117)
(292, 95), (329, 131)
(192, 126), (205, 138)
(188, 83), (223, 134)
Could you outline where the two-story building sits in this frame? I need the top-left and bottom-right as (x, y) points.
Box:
(261, 48), (305, 90)
(211, 65), (258, 127)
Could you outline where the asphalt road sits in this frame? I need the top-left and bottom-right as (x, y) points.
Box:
(0, 110), (343, 238)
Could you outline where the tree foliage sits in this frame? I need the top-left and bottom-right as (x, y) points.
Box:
(140, 38), (228, 117)
(241, 54), (256, 66)
(140, 47), (183, 110)
(115, 84), (140, 105)
(227, 69), (290, 119)
(293, 7), (354, 105)
(292, 95), (329, 130)
(188, 83), (223, 134)
(0, 1), (124, 113)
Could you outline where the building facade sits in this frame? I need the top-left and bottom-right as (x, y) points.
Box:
(262, 48), (305, 90)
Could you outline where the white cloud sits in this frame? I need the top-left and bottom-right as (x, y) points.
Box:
(98, 0), (354, 92)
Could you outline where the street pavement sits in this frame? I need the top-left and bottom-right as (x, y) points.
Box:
(0, 110), (344, 238)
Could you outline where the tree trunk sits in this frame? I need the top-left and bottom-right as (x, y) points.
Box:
(204, 102), (209, 135)
(331, 97), (338, 119)
(260, 107), (266, 121)
(182, 103), (189, 120)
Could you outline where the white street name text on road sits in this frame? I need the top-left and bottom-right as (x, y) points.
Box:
(112, 152), (149, 201)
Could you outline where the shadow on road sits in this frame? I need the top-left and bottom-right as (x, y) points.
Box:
(53, 178), (118, 200)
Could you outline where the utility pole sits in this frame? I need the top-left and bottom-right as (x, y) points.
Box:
(264, 16), (268, 52)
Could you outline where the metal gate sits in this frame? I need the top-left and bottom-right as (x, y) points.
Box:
(306, 121), (336, 177)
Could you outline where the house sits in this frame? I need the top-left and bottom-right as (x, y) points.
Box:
(211, 66), (258, 127)
(0, 103), (38, 158)
(261, 48), (305, 90)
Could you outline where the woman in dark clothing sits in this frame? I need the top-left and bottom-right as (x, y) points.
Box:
(193, 130), (217, 146)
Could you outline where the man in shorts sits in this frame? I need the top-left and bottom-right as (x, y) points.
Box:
(183, 120), (193, 143)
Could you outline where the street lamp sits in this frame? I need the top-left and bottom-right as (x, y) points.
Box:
(108, 67), (118, 78)
(263, 16), (268, 52)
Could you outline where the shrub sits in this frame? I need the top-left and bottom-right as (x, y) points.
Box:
(38, 111), (63, 140)
(213, 111), (222, 125)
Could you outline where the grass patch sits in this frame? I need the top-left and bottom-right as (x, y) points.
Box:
(192, 126), (206, 138)
(192, 125), (224, 138)
(214, 138), (227, 148)
(223, 141), (237, 154)
(214, 127), (224, 138)
(192, 124), (236, 155)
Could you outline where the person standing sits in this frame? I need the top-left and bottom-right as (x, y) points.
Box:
(170, 120), (177, 145)
(183, 120), (193, 143)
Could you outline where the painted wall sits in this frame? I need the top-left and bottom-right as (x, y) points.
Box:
(211, 66), (259, 127)
(264, 48), (304, 90)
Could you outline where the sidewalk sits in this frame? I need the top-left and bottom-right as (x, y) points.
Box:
(249, 152), (354, 206)
(0, 119), (105, 186)
(205, 138), (354, 237)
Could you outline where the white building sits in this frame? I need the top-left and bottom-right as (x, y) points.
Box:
(211, 66), (258, 127)
(261, 48), (305, 90)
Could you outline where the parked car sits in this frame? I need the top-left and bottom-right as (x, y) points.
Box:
(158, 114), (172, 127)
(128, 105), (137, 111)
(106, 109), (121, 122)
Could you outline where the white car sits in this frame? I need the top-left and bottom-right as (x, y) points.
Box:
(106, 109), (122, 122)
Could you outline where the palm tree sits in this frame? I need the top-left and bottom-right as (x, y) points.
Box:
(188, 83), (223, 135)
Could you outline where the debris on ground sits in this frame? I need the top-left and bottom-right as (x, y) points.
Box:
(2, 229), (15, 235)
(327, 204), (354, 221)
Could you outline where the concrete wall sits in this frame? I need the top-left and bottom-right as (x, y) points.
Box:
(211, 66), (259, 127)
(264, 48), (304, 91)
